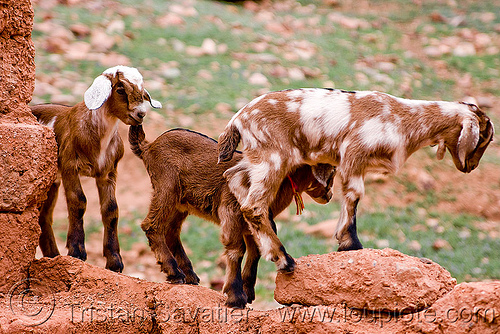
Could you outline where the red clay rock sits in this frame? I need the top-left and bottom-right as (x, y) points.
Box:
(422, 281), (500, 333)
(0, 122), (58, 212)
(0, 1), (36, 118)
(0, 209), (41, 293)
(275, 248), (456, 312)
(0, 0), (55, 296)
(2, 255), (497, 334)
(1, 256), (232, 332)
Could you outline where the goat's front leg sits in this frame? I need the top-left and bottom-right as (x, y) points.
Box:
(220, 222), (247, 309)
(38, 179), (61, 257)
(62, 170), (87, 261)
(335, 174), (364, 251)
(96, 171), (123, 272)
(241, 232), (260, 304)
(241, 211), (276, 304)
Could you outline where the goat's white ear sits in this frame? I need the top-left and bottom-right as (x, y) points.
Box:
(436, 139), (446, 160)
(145, 89), (162, 109)
(84, 75), (112, 110)
(457, 118), (480, 168)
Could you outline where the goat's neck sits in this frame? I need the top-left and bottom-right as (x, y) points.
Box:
(90, 105), (120, 140)
(404, 104), (462, 155)
(89, 105), (120, 169)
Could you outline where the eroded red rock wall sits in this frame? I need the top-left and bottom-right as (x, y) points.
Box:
(0, 0), (57, 293)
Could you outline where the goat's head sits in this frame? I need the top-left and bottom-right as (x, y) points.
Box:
(305, 164), (336, 204)
(83, 65), (162, 125)
(438, 103), (494, 173)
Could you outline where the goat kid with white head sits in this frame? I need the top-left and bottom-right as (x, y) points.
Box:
(31, 65), (162, 272)
(218, 88), (494, 273)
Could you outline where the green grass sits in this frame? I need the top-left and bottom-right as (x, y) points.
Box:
(359, 207), (500, 282)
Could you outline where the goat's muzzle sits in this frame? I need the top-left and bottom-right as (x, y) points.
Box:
(127, 115), (142, 126)
(127, 107), (147, 125)
(307, 186), (333, 204)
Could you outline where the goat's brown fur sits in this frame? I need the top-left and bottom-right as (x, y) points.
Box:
(129, 125), (334, 308)
(218, 88), (494, 271)
(31, 66), (161, 273)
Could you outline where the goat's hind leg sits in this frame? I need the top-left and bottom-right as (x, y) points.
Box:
(38, 179), (61, 257)
(240, 169), (295, 273)
(165, 211), (200, 285)
(96, 172), (124, 272)
(141, 189), (186, 283)
(143, 224), (185, 283)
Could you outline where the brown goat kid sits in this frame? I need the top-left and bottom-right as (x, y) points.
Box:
(128, 125), (335, 308)
(31, 66), (161, 272)
(218, 88), (494, 273)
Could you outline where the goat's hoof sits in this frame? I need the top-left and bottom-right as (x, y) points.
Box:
(68, 246), (87, 261)
(243, 286), (255, 304)
(337, 241), (363, 252)
(225, 294), (248, 309)
(106, 254), (124, 273)
(166, 272), (186, 284)
(278, 254), (296, 273)
(184, 272), (200, 285)
(43, 248), (60, 258)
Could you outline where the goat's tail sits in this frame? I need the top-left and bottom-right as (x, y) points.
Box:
(128, 124), (149, 158)
(217, 123), (240, 163)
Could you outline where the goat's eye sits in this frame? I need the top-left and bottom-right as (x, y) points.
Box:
(116, 88), (126, 95)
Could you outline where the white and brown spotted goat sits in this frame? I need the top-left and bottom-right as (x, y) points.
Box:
(31, 66), (161, 272)
(218, 88), (494, 272)
(128, 125), (334, 308)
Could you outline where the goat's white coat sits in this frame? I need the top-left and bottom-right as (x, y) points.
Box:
(270, 153), (282, 170)
(258, 232), (274, 261)
(299, 90), (352, 147)
(359, 117), (402, 150)
(250, 160), (272, 184)
(235, 118), (259, 150)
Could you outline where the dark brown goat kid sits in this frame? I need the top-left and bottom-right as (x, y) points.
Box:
(31, 66), (161, 272)
(128, 125), (335, 308)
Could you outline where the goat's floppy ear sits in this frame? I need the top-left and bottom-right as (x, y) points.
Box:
(84, 75), (112, 110)
(311, 163), (336, 188)
(145, 89), (162, 109)
(457, 118), (480, 168)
